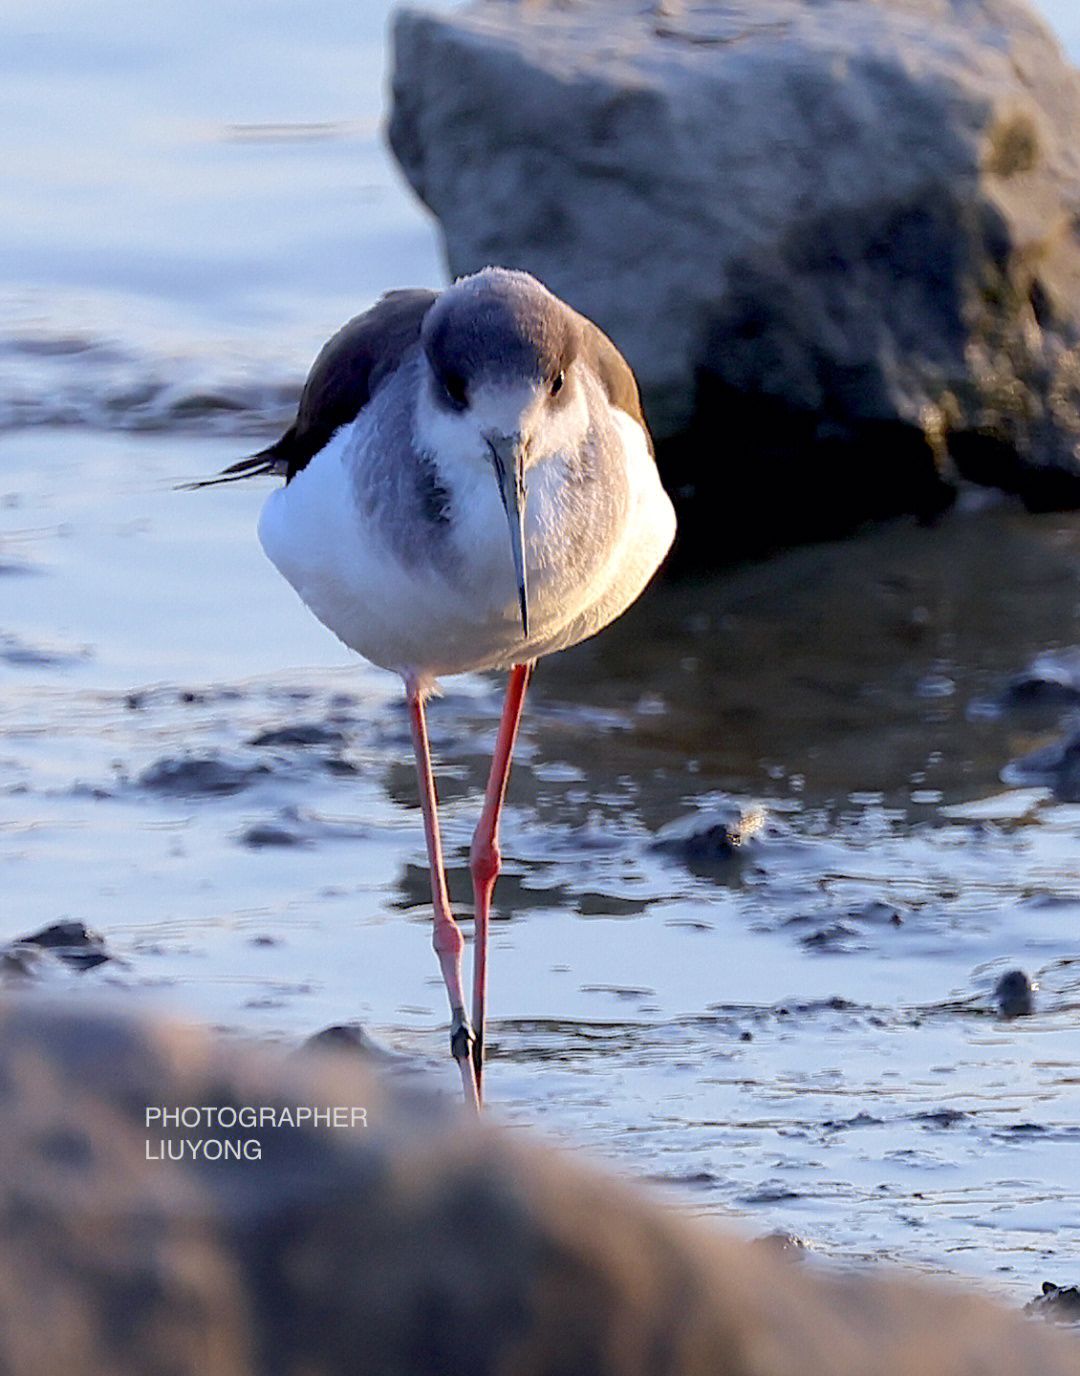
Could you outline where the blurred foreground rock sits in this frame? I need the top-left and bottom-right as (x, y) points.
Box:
(2, 1001), (1079, 1375)
(390, 0), (1080, 556)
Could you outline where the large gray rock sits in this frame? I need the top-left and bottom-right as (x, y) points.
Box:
(3, 1000), (1080, 1374)
(389, 0), (1080, 548)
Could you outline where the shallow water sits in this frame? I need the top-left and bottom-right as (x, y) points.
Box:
(3, 0), (1080, 1312)
(4, 425), (1080, 1305)
(2, 0), (1078, 433)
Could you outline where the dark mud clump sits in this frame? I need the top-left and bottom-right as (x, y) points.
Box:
(238, 807), (371, 850)
(788, 903), (904, 954)
(2, 920), (112, 975)
(247, 723), (347, 748)
(651, 802), (768, 874)
(1002, 729), (1080, 802)
(137, 755), (269, 797)
(1025, 1282), (1080, 1323)
(240, 822), (310, 848)
(994, 969), (1035, 1019)
(304, 1024), (407, 1065)
(996, 649), (1080, 714)
(0, 633), (92, 668)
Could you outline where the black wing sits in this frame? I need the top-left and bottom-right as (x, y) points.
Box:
(188, 288), (439, 489)
(576, 314), (652, 452)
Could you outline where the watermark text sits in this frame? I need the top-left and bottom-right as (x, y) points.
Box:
(144, 1103), (368, 1164)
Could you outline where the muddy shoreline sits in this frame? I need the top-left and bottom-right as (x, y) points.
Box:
(2, 429), (1080, 1302)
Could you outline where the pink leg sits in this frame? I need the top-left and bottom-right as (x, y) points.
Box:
(406, 676), (479, 1112)
(470, 661), (534, 1102)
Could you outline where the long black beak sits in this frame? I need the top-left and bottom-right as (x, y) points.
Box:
(486, 432), (529, 637)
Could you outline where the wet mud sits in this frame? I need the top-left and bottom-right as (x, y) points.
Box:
(2, 431), (1080, 1301)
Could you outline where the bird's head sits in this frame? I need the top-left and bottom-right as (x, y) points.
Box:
(417, 268), (590, 637)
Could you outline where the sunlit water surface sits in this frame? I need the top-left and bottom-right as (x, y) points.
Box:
(2, 0), (1080, 1310)
(4, 429), (1080, 1304)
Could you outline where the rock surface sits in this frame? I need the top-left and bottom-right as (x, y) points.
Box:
(2, 1000), (1080, 1374)
(390, 0), (1080, 551)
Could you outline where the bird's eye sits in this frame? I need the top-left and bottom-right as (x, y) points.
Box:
(441, 372), (468, 410)
(549, 370), (565, 398)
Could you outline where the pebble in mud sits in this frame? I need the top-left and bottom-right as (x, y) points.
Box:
(995, 969), (1035, 1019)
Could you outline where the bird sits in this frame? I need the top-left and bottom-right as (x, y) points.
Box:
(198, 267), (676, 1110)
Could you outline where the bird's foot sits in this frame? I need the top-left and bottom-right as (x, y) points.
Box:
(449, 1006), (475, 1064)
(449, 1008), (481, 1112)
